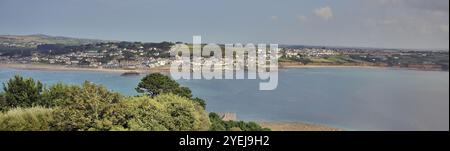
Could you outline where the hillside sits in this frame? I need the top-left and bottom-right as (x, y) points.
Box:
(0, 34), (109, 47)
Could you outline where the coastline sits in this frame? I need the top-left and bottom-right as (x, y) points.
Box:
(1, 63), (446, 73)
(278, 62), (447, 72)
(259, 122), (342, 131)
(0, 63), (171, 74)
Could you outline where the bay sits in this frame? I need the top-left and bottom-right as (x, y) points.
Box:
(0, 67), (448, 131)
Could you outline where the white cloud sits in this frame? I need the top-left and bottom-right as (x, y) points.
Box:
(270, 15), (279, 21)
(297, 15), (307, 22)
(373, 0), (449, 14)
(314, 6), (333, 20)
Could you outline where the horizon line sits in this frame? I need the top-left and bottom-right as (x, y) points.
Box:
(1, 33), (449, 51)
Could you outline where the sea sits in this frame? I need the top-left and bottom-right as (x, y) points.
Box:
(0, 67), (448, 131)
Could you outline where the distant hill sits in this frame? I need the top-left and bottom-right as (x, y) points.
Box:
(0, 34), (109, 47)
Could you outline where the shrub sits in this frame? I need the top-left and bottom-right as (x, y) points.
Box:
(53, 92), (209, 131)
(51, 81), (122, 131)
(153, 94), (210, 131)
(2, 75), (43, 108)
(0, 107), (54, 131)
(136, 73), (206, 108)
(0, 93), (6, 112)
(101, 94), (210, 131)
(40, 83), (74, 107)
(209, 113), (270, 131)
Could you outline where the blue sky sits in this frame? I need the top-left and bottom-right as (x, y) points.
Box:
(0, 0), (448, 49)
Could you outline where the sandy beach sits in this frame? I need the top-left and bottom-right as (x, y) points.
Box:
(278, 62), (389, 69)
(278, 62), (447, 71)
(0, 63), (171, 74)
(1, 63), (387, 73)
(1, 62), (443, 73)
(259, 122), (341, 131)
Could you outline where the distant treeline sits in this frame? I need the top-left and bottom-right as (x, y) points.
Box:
(1, 41), (176, 56)
(0, 46), (34, 56)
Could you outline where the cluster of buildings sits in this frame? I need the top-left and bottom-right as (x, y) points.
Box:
(280, 46), (448, 70)
(1, 41), (448, 71)
(0, 42), (43, 48)
(1, 42), (172, 69)
(282, 48), (339, 58)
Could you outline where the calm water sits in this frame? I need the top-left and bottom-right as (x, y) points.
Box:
(0, 67), (448, 131)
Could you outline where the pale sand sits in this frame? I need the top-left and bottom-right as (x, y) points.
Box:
(1, 63), (384, 73)
(259, 122), (342, 131)
(0, 63), (171, 74)
(278, 62), (447, 71)
(279, 62), (387, 70)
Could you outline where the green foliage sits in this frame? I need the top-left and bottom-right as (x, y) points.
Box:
(102, 94), (210, 131)
(0, 107), (54, 131)
(0, 93), (6, 112)
(209, 112), (227, 131)
(40, 83), (75, 107)
(153, 94), (210, 131)
(209, 113), (270, 131)
(53, 94), (209, 131)
(191, 97), (206, 109)
(0, 75), (265, 131)
(2, 75), (43, 109)
(136, 73), (191, 98)
(0, 76), (212, 131)
(51, 81), (122, 131)
(136, 73), (206, 108)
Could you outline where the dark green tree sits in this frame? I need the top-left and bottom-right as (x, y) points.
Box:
(136, 73), (206, 108)
(2, 75), (43, 108)
(192, 97), (206, 109)
(0, 93), (6, 111)
(208, 113), (270, 131)
(136, 73), (188, 97)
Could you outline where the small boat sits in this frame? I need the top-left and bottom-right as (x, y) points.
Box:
(121, 71), (140, 76)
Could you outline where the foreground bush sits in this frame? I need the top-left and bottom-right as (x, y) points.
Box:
(0, 93), (6, 112)
(49, 82), (123, 131)
(136, 73), (206, 108)
(209, 113), (270, 131)
(0, 107), (54, 131)
(53, 94), (209, 131)
(2, 75), (43, 109)
(102, 94), (210, 131)
(0, 75), (268, 131)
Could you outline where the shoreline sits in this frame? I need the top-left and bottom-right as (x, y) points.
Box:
(0, 63), (171, 74)
(1, 63), (446, 73)
(258, 122), (342, 131)
(279, 63), (447, 72)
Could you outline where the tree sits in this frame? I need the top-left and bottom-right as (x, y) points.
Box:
(136, 73), (207, 108)
(153, 94), (210, 131)
(192, 97), (206, 109)
(101, 94), (210, 131)
(2, 75), (43, 108)
(209, 112), (227, 131)
(0, 93), (6, 112)
(51, 81), (122, 131)
(208, 113), (270, 131)
(53, 93), (210, 131)
(40, 83), (78, 107)
(136, 73), (189, 97)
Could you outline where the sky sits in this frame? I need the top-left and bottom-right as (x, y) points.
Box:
(0, 0), (449, 49)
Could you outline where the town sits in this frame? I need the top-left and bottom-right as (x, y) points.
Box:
(0, 39), (448, 71)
